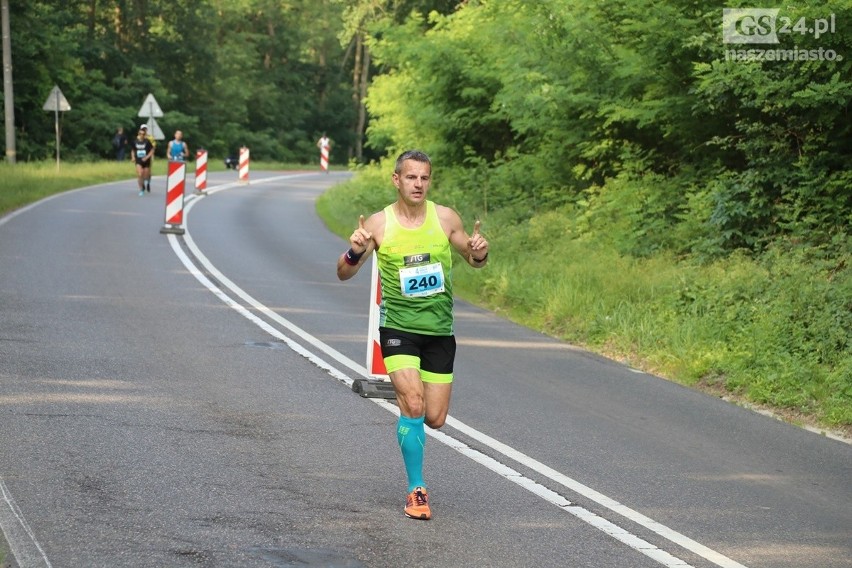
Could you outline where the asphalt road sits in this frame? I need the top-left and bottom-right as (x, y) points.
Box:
(0, 170), (849, 568)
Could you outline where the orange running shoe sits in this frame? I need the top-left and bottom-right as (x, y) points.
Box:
(404, 487), (431, 520)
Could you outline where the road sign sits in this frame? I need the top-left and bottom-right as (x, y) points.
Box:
(42, 85), (71, 167)
(42, 85), (71, 112)
(137, 93), (163, 118)
(145, 116), (165, 141)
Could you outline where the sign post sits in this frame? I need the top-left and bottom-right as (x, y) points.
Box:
(137, 93), (165, 140)
(144, 116), (165, 141)
(42, 85), (70, 168)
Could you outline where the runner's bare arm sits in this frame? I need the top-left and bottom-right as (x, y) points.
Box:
(439, 206), (489, 268)
(337, 213), (382, 280)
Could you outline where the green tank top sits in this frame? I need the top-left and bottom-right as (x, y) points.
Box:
(377, 201), (454, 335)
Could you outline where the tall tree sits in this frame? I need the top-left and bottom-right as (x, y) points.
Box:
(1, 0), (15, 163)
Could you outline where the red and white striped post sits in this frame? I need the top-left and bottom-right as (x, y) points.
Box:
(351, 251), (394, 397)
(320, 144), (329, 174)
(194, 149), (207, 194)
(238, 146), (250, 183)
(366, 252), (388, 378)
(160, 160), (186, 235)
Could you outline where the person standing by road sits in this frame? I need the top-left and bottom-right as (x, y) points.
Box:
(336, 149), (489, 520)
(167, 130), (190, 162)
(133, 128), (154, 196)
(112, 127), (128, 162)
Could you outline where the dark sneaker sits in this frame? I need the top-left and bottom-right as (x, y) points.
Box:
(404, 487), (431, 520)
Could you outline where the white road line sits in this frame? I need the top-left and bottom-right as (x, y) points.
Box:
(444, 417), (748, 568)
(171, 179), (750, 568)
(0, 477), (53, 568)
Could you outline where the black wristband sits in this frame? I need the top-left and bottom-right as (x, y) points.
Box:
(344, 248), (365, 266)
(472, 252), (488, 263)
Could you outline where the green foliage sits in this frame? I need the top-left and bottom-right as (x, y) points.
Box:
(691, 1), (852, 252)
(573, 172), (690, 257)
(365, 0), (850, 257)
(2, 0), (362, 164)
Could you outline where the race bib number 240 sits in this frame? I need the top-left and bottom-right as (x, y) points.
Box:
(399, 262), (445, 297)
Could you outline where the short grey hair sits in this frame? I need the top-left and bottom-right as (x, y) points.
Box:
(394, 150), (432, 174)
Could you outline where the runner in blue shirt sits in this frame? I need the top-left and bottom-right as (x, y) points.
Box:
(167, 130), (189, 161)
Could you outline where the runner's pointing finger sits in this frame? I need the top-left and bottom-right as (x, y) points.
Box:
(351, 215), (372, 251)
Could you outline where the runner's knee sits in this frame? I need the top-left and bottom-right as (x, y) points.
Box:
(426, 415), (446, 429)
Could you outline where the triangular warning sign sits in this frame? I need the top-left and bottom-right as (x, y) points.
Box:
(138, 93), (164, 118)
(42, 86), (71, 112)
(145, 117), (166, 141)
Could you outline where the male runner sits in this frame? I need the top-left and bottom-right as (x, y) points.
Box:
(336, 149), (489, 520)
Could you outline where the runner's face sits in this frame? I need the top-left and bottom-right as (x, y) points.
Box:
(393, 160), (431, 205)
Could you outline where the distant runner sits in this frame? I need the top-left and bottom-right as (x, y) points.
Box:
(133, 128), (155, 196)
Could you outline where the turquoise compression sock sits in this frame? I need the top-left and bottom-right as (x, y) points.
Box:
(397, 415), (426, 492)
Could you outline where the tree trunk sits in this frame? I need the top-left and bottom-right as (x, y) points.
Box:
(355, 42), (370, 162)
(1, 0), (15, 163)
(349, 31), (363, 161)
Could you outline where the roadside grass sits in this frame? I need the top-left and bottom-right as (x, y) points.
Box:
(0, 160), (136, 215)
(318, 177), (852, 437)
(0, 159), (325, 217)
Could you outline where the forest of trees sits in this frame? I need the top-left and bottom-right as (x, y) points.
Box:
(3, 0), (851, 424)
(1, 0), (457, 164)
(361, 0), (850, 258)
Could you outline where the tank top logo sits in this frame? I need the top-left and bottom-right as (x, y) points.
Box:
(403, 253), (431, 266)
